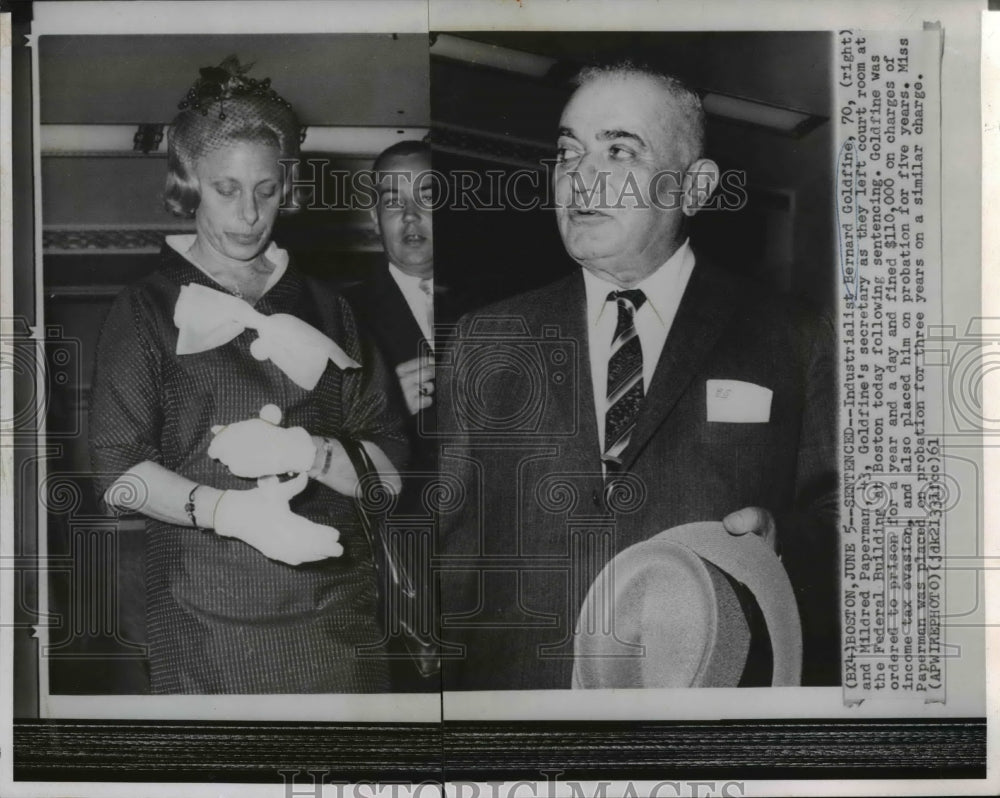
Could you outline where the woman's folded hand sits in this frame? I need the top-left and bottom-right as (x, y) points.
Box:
(208, 404), (315, 477)
(213, 473), (343, 565)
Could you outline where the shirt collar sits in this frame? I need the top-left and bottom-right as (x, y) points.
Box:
(388, 261), (433, 289)
(583, 238), (694, 328)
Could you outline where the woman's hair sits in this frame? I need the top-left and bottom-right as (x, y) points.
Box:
(164, 57), (302, 218)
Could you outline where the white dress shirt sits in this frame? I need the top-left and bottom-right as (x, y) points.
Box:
(388, 262), (434, 349)
(583, 239), (696, 452)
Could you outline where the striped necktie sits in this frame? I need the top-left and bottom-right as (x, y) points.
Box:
(603, 289), (647, 469)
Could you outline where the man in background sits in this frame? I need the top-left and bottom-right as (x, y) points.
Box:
(344, 140), (438, 691)
(348, 140), (435, 417)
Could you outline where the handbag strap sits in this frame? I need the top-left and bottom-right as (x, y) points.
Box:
(336, 437), (415, 599)
(336, 434), (372, 485)
(335, 435), (375, 546)
(337, 437), (441, 678)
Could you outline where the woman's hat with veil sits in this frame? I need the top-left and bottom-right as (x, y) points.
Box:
(165, 55), (304, 217)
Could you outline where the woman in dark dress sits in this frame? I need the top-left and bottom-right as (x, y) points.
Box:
(89, 57), (407, 694)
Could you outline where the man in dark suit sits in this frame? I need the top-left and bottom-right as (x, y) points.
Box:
(347, 140), (435, 417)
(344, 141), (438, 691)
(438, 64), (838, 689)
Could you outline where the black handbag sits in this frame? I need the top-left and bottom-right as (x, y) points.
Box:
(337, 437), (441, 679)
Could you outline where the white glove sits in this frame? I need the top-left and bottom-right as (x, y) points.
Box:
(208, 404), (315, 478)
(213, 473), (344, 565)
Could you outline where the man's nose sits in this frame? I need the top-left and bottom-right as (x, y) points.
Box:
(571, 150), (600, 178)
(402, 200), (421, 223)
(568, 154), (602, 200)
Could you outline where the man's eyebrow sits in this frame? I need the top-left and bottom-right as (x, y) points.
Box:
(556, 126), (649, 149)
(597, 129), (647, 148)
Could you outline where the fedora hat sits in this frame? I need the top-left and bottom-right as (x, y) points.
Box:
(572, 521), (802, 688)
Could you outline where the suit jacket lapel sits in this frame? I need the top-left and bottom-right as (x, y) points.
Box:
(619, 260), (741, 471)
(562, 272), (600, 468)
(370, 263), (427, 361)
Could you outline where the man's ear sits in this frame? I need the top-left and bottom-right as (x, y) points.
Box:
(369, 206), (381, 238)
(681, 158), (720, 217)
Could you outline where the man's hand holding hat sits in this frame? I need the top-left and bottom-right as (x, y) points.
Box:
(723, 506), (778, 552)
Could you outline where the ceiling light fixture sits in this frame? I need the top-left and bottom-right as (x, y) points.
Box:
(430, 33), (557, 78)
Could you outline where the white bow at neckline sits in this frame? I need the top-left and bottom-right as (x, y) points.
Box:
(173, 282), (360, 391)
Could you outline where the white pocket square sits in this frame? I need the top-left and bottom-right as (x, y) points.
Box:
(706, 379), (772, 423)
